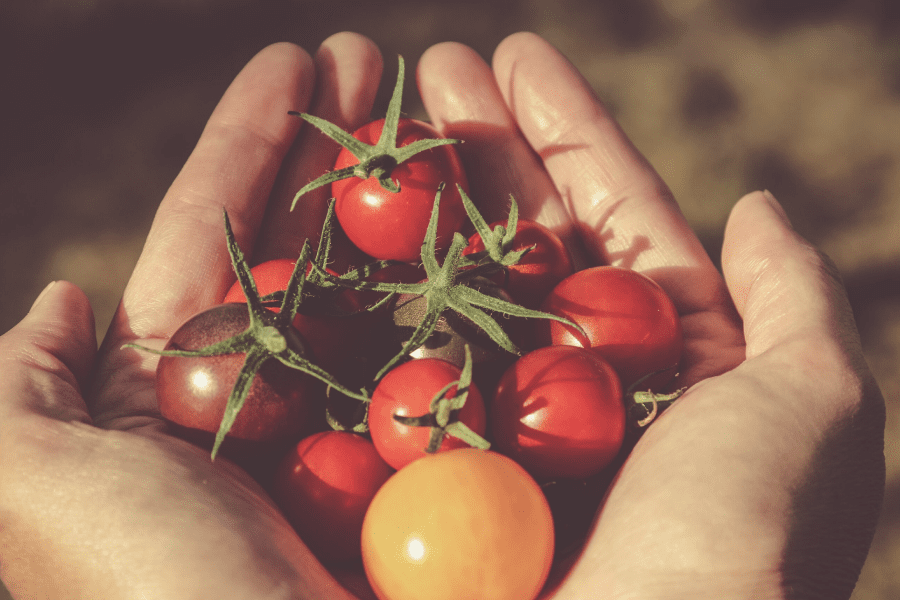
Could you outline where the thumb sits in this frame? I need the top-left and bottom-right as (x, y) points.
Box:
(0, 281), (97, 424)
(722, 190), (862, 361)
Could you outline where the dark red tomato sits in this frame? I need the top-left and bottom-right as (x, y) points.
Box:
(223, 259), (367, 374)
(464, 219), (574, 309)
(156, 303), (320, 442)
(537, 266), (683, 390)
(272, 430), (393, 564)
(332, 119), (469, 262)
(491, 345), (624, 480)
(368, 358), (487, 470)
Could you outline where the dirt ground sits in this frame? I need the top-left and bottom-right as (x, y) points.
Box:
(1, 0), (898, 598)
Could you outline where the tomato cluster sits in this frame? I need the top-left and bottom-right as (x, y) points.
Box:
(133, 57), (684, 600)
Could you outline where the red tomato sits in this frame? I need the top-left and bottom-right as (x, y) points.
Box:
(223, 258), (368, 374)
(361, 449), (554, 600)
(332, 119), (469, 262)
(368, 358), (487, 470)
(537, 266), (683, 389)
(156, 303), (320, 442)
(491, 345), (625, 480)
(272, 431), (393, 564)
(464, 218), (574, 309)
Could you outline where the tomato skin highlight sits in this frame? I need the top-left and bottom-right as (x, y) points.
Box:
(368, 358), (487, 471)
(156, 303), (320, 443)
(491, 345), (625, 480)
(332, 119), (469, 262)
(361, 449), (554, 600)
(272, 431), (393, 564)
(464, 218), (574, 309)
(537, 266), (683, 389)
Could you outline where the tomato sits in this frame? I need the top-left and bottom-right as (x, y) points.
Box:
(332, 119), (469, 262)
(491, 345), (625, 479)
(368, 358), (487, 470)
(272, 431), (393, 564)
(464, 218), (574, 309)
(223, 258), (369, 374)
(361, 449), (554, 600)
(156, 303), (320, 443)
(390, 276), (523, 368)
(537, 266), (683, 389)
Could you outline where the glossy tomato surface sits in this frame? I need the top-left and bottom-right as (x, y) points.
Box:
(361, 449), (554, 600)
(491, 345), (625, 479)
(538, 266), (683, 389)
(464, 218), (574, 309)
(368, 358), (486, 470)
(156, 303), (320, 442)
(272, 431), (393, 564)
(332, 119), (468, 262)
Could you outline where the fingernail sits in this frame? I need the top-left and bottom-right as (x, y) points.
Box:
(30, 281), (57, 312)
(762, 190), (793, 229)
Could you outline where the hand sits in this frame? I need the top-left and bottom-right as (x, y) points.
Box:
(0, 31), (885, 600)
(416, 33), (884, 599)
(0, 33), (381, 599)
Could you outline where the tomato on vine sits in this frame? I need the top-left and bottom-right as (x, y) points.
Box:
(368, 352), (488, 471)
(155, 302), (320, 443)
(222, 258), (370, 374)
(463, 217), (574, 309)
(291, 56), (468, 262)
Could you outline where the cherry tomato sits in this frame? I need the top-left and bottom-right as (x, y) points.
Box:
(464, 218), (574, 309)
(156, 303), (320, 443)
(368, 358), (487, 470)
(223, 258), (368, 374)
(272, 431), (393, 564)
(491, 345), (625, 480)
(537, 266), (683, 389)
(390, 276), (523, 368)
(332, 119), (469, 262)
(361, 449), (554, 600)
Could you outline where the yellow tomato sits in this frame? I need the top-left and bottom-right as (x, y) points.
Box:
(361, 448), (554, 600)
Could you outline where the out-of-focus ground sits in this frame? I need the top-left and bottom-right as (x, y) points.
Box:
(1, 0), (898, 598)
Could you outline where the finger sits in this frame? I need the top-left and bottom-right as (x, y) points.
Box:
(0, 281), (96, 424)
(254, 32), (383, 263)
(417, 42), (577, 247)
(491, 33), (723, 312)
(722, 190), (864, 360)
(107, 42), (315, 345)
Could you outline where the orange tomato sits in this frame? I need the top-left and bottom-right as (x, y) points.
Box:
(360, 448), (554, 600)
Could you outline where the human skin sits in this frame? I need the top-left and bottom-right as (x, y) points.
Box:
(0, 31), (885, 600)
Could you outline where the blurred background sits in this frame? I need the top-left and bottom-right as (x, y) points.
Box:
(1, 0), (898, 597)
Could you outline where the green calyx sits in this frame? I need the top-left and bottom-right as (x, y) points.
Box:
(288, 55), (461, 210)
(456, 187), (533, 272)
(309, 183), (587, 380)
(391, 346), (490, 453)
(124, 209), (368, 460)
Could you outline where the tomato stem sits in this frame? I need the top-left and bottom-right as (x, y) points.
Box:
(288, 56), (462, 210)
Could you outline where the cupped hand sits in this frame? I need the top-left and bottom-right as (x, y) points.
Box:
(0, 31), (885, 600)
(0, 33), (381, 600)
(417, 33), (885, 599)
